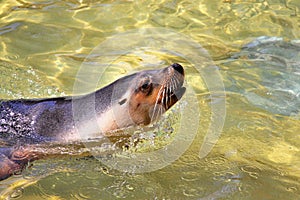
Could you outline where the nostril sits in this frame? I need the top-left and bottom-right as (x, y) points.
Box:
(171, 63), (184, 75)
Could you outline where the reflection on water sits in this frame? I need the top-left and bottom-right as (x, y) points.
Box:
(0, 0), (300, 199)
(225, 36), (300, 116)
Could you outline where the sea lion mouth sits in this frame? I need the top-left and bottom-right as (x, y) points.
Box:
(168, 86), (186, 107)
(161, 83), (186, 110)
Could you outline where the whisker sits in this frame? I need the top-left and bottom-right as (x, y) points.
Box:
(167, 81), (173, 108)
(173, 76), (180, 88)
(152, 103), (160, 122)
(152, 104), (159, 122)
(174, 71), (182, 81)
(171, 78), (176, 93)
(164, 80), (171, 110)
(156, 101), (163, 120)
(154, 103), (163, 122)
(151, 84), (164, 121)
(159, 106), (163, 119)
(162, 86), (167, 110)
(164, 82), (169, 109)
(168, 79), (173, 94)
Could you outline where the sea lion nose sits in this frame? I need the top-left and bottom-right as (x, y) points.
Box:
(171, 63), (184, 75)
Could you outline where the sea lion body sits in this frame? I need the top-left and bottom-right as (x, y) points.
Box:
(0, 63), (185, 180)
(0, 85), (113, 144)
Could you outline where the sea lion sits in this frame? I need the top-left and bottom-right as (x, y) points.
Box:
(0, 63), (185, 180)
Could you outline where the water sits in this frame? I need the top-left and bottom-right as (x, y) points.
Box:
(0, 0), (300, 199)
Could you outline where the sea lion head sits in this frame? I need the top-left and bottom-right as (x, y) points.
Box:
(76, 63), (186, 136)
(114, 63), (185, 128)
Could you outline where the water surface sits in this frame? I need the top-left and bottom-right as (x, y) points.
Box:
(0, 0), (299, 199)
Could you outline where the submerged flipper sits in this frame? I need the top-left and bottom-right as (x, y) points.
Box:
(0, 147), (40, 180)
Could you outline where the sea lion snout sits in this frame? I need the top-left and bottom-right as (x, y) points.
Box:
(171, 63), (184, 76)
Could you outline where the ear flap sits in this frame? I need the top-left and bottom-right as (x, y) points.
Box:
(118, 98), (127, 105)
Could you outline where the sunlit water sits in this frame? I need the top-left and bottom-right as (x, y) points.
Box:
(0, 0), (300, 199)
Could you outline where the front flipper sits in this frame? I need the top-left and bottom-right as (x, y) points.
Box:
(0, 152), (22, 181)
(0, 147), (40, 181)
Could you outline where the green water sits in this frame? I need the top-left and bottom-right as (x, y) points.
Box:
(0, 0), (300, 199)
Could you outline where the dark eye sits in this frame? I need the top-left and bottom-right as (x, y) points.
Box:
(140, 80), (152, 92)
(141, 82), (150, 90)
